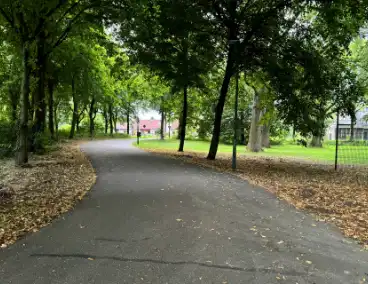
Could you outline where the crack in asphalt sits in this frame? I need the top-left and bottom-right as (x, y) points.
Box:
(31, 253), (306, 276)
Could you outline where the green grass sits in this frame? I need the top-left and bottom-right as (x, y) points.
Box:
(136, 139), (368, 165)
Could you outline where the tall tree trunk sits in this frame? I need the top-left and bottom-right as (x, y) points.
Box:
(262, 121), (271, 148)
(310, 112), (325, 147)
(103, 105), (108, 134)
(48, 80), (55, 140)
(350, 116), (355, 141)
(76, 117), (81, 134)
(32, 32), (47, 149)
(16, 44), (31, 165)
(160, 109), (165, 140)
(89, 97), (96, 137)
(29, 87), (34, 123)
(207, 43), (235, 160)
(177, 116), (182, 140)
(69, 77), (77, 139)
(239, 111), (245, 145)
(113, 110), (117, 134)
(247, 92), (263, 152)
(178, 86), (188, 152)
(310, 135), (323, 147)
(54, 101), (59, 140)
(207, 4), (237, 160)
(126, 104), (130, 135)
(108, 103), (113, 136)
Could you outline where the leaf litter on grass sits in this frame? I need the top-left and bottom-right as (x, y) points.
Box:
(143, 148), (368, 247)
(0, 142), (95, 247)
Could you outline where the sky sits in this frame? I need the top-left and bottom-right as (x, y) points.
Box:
(139, 109), (160, 120)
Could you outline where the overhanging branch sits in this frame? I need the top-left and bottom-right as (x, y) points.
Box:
(33, 0), (69, 38)
(0, 7), (15, 30)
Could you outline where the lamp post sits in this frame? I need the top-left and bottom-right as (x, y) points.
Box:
(229, 39), (240, 170)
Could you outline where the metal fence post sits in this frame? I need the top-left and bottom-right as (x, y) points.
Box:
(335, 111), (340, 171)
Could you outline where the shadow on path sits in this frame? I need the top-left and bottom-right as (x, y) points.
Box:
(31, 253), (306, 276)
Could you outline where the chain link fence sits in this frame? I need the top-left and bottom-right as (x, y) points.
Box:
(333, 111), (368, 169)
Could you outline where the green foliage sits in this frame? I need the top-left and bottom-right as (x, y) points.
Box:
(1, 0), (368, 163)
(269, 118), (289, 145)
(0, 120), (16, 157)
(33, 131), (54, 154)
(119, 0), (217, 92)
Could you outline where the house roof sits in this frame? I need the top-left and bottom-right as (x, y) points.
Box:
(339, 109), (368, 128)
(139, 120), (160, 130)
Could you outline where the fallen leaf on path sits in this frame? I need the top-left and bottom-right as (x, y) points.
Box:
(144, 148), (368, 246)
(0, 142), (96, 246)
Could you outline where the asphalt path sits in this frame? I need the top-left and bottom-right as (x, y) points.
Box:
(1, 139), (368, 283)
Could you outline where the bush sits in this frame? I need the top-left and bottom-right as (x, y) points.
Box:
(57, 129), (70, 139)
(269, 137), (285, 145)
(33, 130), (54, 153)
(0, 120), (16, 158)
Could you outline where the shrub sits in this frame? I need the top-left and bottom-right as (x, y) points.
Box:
(33, 130), (54, 154)
(270, 137), (285, 145)
(0, 120), (16, 158)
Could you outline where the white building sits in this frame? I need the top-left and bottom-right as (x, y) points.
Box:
(327, 107), (368, 141)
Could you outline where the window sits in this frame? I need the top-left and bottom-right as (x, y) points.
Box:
(339, 128), (350, 139)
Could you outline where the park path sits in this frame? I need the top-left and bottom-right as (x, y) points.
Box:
(1, 139), (368, 283)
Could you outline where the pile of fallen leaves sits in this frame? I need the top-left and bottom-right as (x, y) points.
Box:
(0, 142), (95, 247)
(144, 148), (368, 246)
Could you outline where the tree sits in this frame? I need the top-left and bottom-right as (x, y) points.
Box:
(199, 0), (368, 159)
(119, 0), (217, 151)
(0, 0), (128, 163)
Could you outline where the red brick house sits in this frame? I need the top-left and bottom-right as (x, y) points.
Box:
(117, 119), (179, 136)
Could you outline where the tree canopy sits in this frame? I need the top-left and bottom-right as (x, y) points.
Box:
(0, 0), (368, 164)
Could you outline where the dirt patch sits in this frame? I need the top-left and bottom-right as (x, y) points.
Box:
(143, 149), (368, 247)
(0, 142), (95, 247)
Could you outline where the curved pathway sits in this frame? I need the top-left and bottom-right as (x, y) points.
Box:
(1, 139), (368, 283)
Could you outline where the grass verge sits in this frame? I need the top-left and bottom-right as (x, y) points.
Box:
(136, 139), (368, 165)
